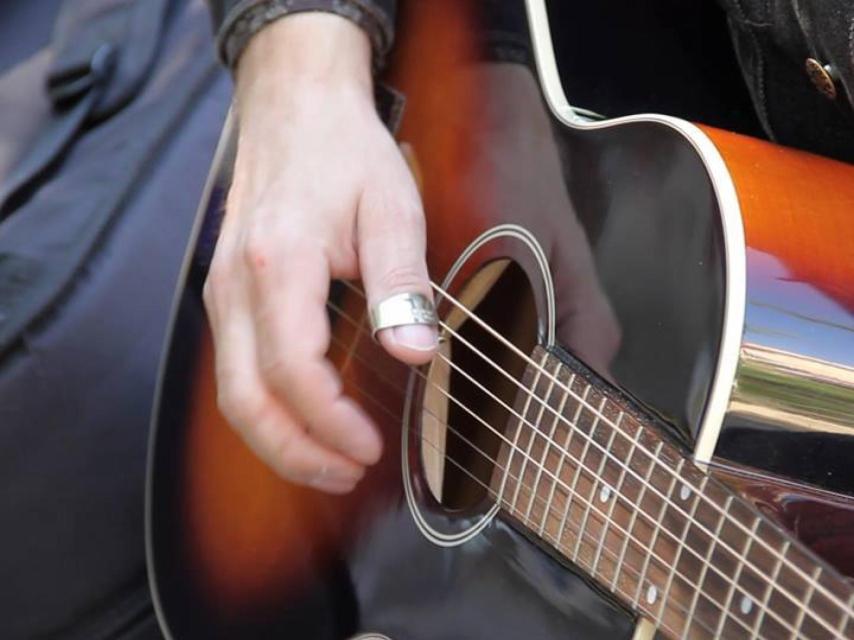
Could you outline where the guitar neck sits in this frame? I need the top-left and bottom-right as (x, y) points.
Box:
(494, 346), (853, 640)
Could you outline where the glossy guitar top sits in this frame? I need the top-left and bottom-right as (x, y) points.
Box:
(146, 1), (854, 638)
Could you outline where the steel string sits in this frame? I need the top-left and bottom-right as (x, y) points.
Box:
(325, 300), (774, 639)
(338, 279), (847, 636)
(325, 328), (737, 640)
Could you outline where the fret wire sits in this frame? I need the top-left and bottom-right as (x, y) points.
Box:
(715, 516), (761, 637)
(419, 281), (852, 622)
(331, 333), (766, 640)
(522, 503), (716, 640)
(507, 467), (722, 640)
(536, 374), (575, 536)
(633, 458), (685, 609)
(656, 475), (709, 632)
(792, 566), (823, 639)
(552, 385), (591, 541)
(611, 440), (662, 594)
(682, 494), (733, 640)
(573, 420), (618, 564)
(566, 396), (609, 562)
(591, 413), (631, 577)
(330, 294), (841, 636)
(837, 595), (854, 636)
(523, 361), (566, 523)
(752, 540), (790, 639)
(432, 331), (846, 636)
(513, 353), (554, 510)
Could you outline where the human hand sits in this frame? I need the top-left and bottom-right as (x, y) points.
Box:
(203, 14), (438, 494)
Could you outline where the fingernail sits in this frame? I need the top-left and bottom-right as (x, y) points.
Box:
(391, 324), (438, 351)
(312, 477), (358, 494)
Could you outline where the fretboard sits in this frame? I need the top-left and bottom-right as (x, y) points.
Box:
(492, 346), (854, 640)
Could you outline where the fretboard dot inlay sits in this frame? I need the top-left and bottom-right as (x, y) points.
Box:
(499, 347), (854, 640)
(646, 585), (658, 605)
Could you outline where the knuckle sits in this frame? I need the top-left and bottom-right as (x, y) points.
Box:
(242, 232), (274, 274)
(377, 263), (428, 296)
(216, 379), (263, 429)
(259, 355), (296, 390)
(276, 437), (306, 479)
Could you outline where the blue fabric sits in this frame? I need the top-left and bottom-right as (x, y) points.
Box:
(0, 1), (229, 638)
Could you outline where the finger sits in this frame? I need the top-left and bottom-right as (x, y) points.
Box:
(247, 237), (383, 466)
(209, 280), (366, 490)
(358, 173), (438, 364)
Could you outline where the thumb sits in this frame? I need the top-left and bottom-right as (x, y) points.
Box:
(357, 178), (438, 366)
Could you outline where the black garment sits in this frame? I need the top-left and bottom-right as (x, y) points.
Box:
(208, 0), (397, 68)
(207, 0), (854, 161)
(718, 0), (854, 162)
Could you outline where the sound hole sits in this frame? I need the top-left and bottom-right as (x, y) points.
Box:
(421, 260), (538, 510)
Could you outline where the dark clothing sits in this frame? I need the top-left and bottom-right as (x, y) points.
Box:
(209, 0), (397, 68)
(207, 0), (854, 161)
(719, 0), (854, 162)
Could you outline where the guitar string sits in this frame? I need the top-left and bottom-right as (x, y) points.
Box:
(325, 334), (736, 640)
(328, 293), (805, 638)
(337, 279), (847, 635)
(419, 280), (850, 627)
(325, 303), (774, 639)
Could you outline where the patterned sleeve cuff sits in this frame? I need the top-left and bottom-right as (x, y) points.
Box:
(217, 0), (395, 71)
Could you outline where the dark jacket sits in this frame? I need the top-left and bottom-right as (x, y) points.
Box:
(206, 0), (854, 162)
(718, 0), (854, 162)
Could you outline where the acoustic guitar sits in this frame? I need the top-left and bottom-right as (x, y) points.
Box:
(146, 1), (854, 638)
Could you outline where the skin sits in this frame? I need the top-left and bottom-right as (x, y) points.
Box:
(205, 13), (619, 496)
(204, 13), (438, 494)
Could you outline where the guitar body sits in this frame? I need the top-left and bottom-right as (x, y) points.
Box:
(146, 1), (854, 638)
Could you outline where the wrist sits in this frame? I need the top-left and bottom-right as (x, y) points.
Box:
(235, 12), (374, 118)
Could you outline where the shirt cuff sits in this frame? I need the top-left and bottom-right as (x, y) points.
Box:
(217, 0), (395, 71)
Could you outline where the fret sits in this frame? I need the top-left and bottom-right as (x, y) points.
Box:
(632, 457), (685, 610)
(569, 396), (610, 564)
(591, 412), (632, 579)
(574, 423), (618, 567)
(809, 570), (851, 637)
(656, 475), (708, 632)
(767, 542), (821, 635)
(525, 365), (571, 527)
(611, 440), (662, 594)
(681, 494), (733, 640)
(715, 515), (761, 638)
(752, 539), (789, 639)
(557, 394), (606, 552)
(724, 519), (780, 638)
(837, 595), (854, 637)
(507, 352), (550, 511)
(509, 349), (854, 640)
(495, 359), (542, 504)
(791, 566), (821, 640)
(538, 376), (580, 537)
(557, 385), (591, 549)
